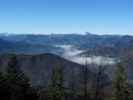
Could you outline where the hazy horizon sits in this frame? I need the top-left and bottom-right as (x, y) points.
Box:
(0, 32), (133, 36)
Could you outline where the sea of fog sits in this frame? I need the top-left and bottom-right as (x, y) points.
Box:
(55, 45), (117, 65)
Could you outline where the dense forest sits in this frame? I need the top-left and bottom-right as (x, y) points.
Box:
(0, 54), (133, 100)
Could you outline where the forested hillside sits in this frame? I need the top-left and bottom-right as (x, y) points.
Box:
(0, 54), (133, 100)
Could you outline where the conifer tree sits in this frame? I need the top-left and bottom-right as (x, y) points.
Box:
(92, 65), (108, 100)
(0, 72), (10, 100)
(69, 67), (77, 100)
(82, 62), (89, 100)
(112, 63), (129, 100)
(48, 63), (64, 100)
(6, 55), (37, 100)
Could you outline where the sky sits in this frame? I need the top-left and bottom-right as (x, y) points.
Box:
(0, 0), (133, 35)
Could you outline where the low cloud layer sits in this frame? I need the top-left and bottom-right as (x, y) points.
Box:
(55, 45), (117, 65)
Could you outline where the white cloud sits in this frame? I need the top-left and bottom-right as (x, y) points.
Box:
(55, 45), (117, 65)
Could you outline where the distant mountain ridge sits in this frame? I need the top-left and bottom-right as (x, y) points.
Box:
(0, 33), (133, 86)
(0, 53), (87, 87)
(0, 33), (133, 57)
(0, 53), (132, 86)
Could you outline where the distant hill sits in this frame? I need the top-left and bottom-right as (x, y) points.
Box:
(0, 53), (89, 87)
(0, 38), (59, 54)
(0, 53), (133, 86)
(0, 33), (133, 62)
(0, 33), (133, 84)
(0, 38), (17, 53)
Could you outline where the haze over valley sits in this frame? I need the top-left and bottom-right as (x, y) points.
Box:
(0, 33), (130, 65)
(0, 0), (133, 100)
(0, 33), (133, 82)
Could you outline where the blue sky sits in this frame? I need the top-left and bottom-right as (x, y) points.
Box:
(0, 0), (133, 35)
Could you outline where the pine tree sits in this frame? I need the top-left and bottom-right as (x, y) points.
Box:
(48, 63), (65, 100)
(112, 63), (129, 100)
(69, 67), (77, 100)
(6, 55), (37, 100)
(92, 65), (108, 100)
(82, 62), (89, 100)
(0, 72), (10, 100)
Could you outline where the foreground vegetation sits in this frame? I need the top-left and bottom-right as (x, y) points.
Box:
(0, 55), (133, 100)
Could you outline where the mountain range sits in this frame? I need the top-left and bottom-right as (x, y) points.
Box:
(0, 33), (133, 55)
(0, 33), (133, 85)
